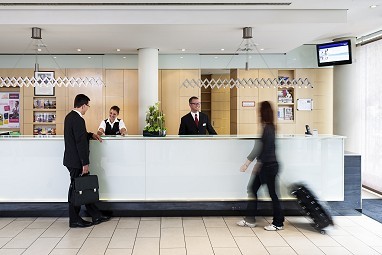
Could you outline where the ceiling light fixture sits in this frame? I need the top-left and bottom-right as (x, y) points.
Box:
(181, 27), (313, 89)
(370, 5), (378, 8)
(0, 27), (103, 88)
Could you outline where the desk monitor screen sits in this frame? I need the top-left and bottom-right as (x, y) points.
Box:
(316, 40), (352, 67)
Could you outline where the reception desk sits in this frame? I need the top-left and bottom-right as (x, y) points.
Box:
(0, 135), (344, 203)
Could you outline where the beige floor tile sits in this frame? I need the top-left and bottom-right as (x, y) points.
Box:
(255, 231), (289, 247)
(77, 237), (110, 255)
(3, 228), (45, 249)
(372, 246), (382, 253)
(49, 248), (79, 255)
(0, 218), (14, 229)
(213, 247), (242, 255)
(227, 225), (256, 237)
(140, 217), (160, 221)
(266, 246), (297, 255)
(22, 237), (61, 255)
(185, 236), (214, 255)
(14, 218), (37, 221)
(303, 232), (340, 247)
(160, 228), (185, 248)
(89, 220), (118, 238)
(283, 235), (325, 255)
(277, 221), (303, 237)
(331, 235), (381, 255)
(0, 249), (25, 255)
(105, 248), (133, 255)
(183, 219), (207, 237)
(0, 238), (11, 248)
(132, 237), (159, 255)
(108, 228), (137, 249)
(0, 220), (33, 238)
(56, 228), (92, 249)
(161, 217), (182, 228)
(234, 236), (269, 255)
(160, 248), (186, 255)
(332, 216), (359, 227)
(117, 218), (140, 229)
(206, 227), (236, 248)
(137, 221), (160, 238)
(203, 217), (226, 228)
(224, 218), (256, 237)
(341, 225), (382, 246)
(325, 225), (352, 236)
(318, 246), (352, 255)
(182, 217), (203, 220)
(41, 221), (70, 238)
(27, 218), (57, 229)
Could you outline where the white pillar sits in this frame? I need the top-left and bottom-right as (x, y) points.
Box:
(333, 37), (361, 152)
(138, 48), (158, 132)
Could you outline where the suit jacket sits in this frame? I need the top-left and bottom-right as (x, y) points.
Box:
(178, 112), (217, 135)
(63, 110), (93, 169)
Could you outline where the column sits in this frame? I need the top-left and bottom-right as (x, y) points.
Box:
(333, 37), (361, 152)
(138, 48), (158, 131)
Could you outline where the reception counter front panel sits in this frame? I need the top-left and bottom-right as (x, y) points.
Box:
(0, 135), (344, 202)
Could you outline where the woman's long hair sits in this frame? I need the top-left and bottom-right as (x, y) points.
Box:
(259, 101), (275, 126)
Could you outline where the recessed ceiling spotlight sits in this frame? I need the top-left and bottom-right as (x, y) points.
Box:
(77, 48), (82, 52)
(53, 56), (57, 59)
(37, 48), (42, 52)
(181, 49), (186, 52)
(260, 48), (264, 51)
(87, 56), (91, 59)
(221, 48), (225, 51)
(214, 56), (218, 59)
(123, 56), (127, 59)
(370, 5), (378, 8)
(180, 56), (184, 59)
(116, 49), (121, 52)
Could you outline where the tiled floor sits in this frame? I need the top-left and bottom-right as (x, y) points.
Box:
(1, 214), (382, 255)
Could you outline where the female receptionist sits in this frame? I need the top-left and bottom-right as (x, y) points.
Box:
(97, 106), (127, 136)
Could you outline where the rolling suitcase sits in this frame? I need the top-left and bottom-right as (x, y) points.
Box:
(290, 183), (334, 234)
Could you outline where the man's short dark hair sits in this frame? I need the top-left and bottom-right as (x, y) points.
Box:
(110, 105), (120, 114)
(189, 96), (199, 104)
(74, 94), (90, 108)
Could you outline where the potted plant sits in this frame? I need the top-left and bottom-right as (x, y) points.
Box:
(143, 102), (166, 137)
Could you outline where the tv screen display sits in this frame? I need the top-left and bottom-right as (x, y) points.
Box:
(316, 40), (352, 67)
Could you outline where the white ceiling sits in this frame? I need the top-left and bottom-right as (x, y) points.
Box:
(0, 0), (381, 55)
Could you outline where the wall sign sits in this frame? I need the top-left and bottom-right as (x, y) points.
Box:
(297, 98), (313, 111)
(242, 101), (255, 107)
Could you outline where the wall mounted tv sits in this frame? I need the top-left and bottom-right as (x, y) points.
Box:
(316, 40), (352, 67)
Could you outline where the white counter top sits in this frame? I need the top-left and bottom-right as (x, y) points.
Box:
(0, 134), (345, 140)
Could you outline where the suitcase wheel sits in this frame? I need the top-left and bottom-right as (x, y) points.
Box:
(320, 230), (326, 235)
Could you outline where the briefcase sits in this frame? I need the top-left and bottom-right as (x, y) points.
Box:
(73, 174), (99, 206)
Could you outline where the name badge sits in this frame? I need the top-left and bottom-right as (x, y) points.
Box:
(203, 123), (206, 126)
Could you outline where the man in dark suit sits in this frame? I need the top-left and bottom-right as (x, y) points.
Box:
(178, 96), (217, 135)
(63, 94), (110, 228)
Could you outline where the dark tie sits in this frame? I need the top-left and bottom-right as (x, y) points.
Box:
(195, 114), (199, 126)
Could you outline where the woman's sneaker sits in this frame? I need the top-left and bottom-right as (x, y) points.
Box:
(236, 219), (256, 228)
(264, 224), (283, 231)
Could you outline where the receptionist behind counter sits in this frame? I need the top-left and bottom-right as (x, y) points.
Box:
(178, 96), (217, 135)
(97, 106), (127, 136)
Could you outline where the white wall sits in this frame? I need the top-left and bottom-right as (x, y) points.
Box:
(357, 39), (382, 193)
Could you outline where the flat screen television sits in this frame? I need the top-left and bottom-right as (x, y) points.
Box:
(316, 40), (352, 67)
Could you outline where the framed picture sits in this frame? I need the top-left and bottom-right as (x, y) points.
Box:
(34, 71), (55, 96)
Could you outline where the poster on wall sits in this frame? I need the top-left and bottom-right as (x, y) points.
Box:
(0, 92), (20, 129)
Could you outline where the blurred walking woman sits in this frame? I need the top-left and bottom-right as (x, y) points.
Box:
(237, 101), (285, 231)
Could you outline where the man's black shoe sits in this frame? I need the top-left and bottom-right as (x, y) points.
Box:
(69, 220), (93, 228)
(93, 215), (111, 225)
